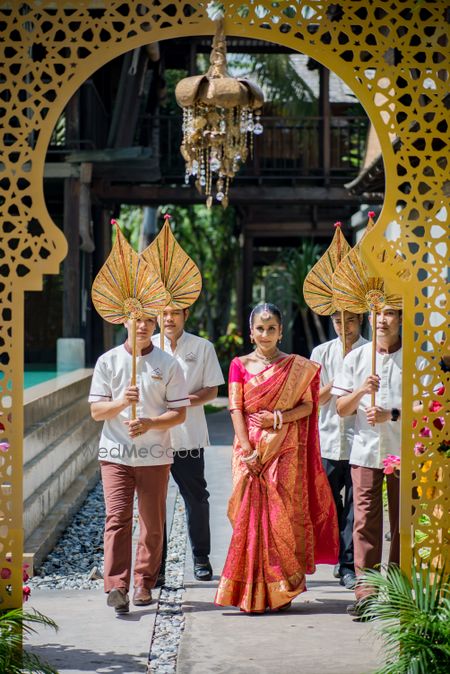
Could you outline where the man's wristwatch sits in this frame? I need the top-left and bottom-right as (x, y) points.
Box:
(391, 408), (400, 422)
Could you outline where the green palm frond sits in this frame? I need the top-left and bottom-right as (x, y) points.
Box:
(247, 54), (317, 116)
(358, 564), (450, 674)
(285, 242), (323, 310)
(0, 608), (58, 674)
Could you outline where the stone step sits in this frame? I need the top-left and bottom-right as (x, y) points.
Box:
(24, 414), (99, 502)
(23, 426), (100, 540)
(24, 457), (100, 571)
(24, 395), (92, 465)
(24, 369), (93, 430)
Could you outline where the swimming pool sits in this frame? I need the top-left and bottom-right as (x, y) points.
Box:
(24, 369), (58, 388)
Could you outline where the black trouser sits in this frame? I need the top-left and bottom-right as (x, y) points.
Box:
(160, 448), (210, 571)
(322, 458), (354, 574)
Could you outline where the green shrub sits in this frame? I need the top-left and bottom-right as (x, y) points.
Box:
(360, 564), (450, 674)
(0, 607), (58, 674)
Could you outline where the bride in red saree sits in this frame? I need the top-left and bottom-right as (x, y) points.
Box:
(215, 303), (338, 613)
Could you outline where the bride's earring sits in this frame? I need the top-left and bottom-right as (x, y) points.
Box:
(250, 335), (254, 344)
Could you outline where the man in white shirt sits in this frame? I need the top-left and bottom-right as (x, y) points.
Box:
(152, 307), (224, 581)
(334, 307), (402, 617)
(89, 317), (189, 614)
(310, 311), (367, 590)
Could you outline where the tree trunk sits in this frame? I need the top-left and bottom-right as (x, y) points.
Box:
(300, 307), (314, 354)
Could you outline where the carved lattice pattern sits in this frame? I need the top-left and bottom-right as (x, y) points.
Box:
(0, 1), (448, 606)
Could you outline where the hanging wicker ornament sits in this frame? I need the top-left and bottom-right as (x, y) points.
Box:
(175, 18), (264, 208)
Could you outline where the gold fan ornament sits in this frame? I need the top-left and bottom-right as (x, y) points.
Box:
(303, 221), (352, 354)
(332, 211), (402, 404)
(140, 213), (202, 349)
(91, 219), (169, 418)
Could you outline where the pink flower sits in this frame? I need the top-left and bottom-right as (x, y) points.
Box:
(0, 442), (9, 452)
(419, 426), (432, 438)
(436, 385), (445, 396)
(383, 454), (401, 475)
(23, 585), (31, 601)
(414, 442), (426, 456)
(0, 567), (11, 579)
(22, 564), (30, 583)
(429, 400), (443, 413)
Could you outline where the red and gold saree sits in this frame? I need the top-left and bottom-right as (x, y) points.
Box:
(215, 354), (338, 613)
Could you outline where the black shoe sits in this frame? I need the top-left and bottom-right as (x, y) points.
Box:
(346, 598), (371, 622)
(333, 563), (341, 579)
(340, 571), (357, 590)
(193, 556), (213, 581)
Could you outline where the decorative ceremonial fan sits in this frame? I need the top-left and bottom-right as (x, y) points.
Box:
(332, 212), (402, 404)
(140, 213), (202, 348)
(303, 222), (351, 354)
(92, 220), (169, 418)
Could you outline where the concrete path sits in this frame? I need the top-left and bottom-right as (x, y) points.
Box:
(26, 406), (383, 674)
(26, 478), (178, 673)
(179, 410), (382, 674)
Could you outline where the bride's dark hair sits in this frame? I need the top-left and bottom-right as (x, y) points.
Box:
(249, 302), (282, 327)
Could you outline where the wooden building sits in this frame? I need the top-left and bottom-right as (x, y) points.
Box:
(31, 36), (372, 365)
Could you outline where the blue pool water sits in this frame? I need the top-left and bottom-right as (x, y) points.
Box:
(24, 370), (58, 388)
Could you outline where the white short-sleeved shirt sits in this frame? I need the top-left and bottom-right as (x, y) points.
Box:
(332, 343), (402, 469)
(311, 335), (367, 460)
(152, 331), (225, 451)
(88, 344), (189, 466)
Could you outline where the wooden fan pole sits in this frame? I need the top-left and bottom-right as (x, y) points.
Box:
(131, 317), (137, 420)
(371, 309), (377, 407)
(160, 311), (165, 350)
(341, 309), (346, 357)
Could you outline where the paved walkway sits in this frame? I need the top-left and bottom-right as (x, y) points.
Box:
(27, 408), (383, 674)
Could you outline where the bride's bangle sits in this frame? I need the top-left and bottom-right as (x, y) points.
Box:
(241, 449), (258, 463)
(277, 411), (283, 429)
(273, 410), (283, 430)
(273, 410), (279, 430)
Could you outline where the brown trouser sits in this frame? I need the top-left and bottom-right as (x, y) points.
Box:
(100, 461), (170, 593)
(351, 465), (400, 600)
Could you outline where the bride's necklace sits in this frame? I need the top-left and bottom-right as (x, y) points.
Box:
(254, 347), (280, 366)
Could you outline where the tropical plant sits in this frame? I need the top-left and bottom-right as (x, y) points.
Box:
(116, 204), (141, 251)
(284, 241), (324, 353)
(243, 53), (317, 117)
(359, 564), (450, 674)
(0, 607), (59, 674)
(214, 322), (243, 384)
(160, 204), (240, 342)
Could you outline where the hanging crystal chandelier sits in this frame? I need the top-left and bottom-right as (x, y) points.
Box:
(175, 19), (264, 208)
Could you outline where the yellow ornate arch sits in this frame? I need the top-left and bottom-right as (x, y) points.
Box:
(0, 1), (448, 607)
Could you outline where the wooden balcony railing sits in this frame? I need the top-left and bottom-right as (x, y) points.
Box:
(46, 111), (369, 187)
(155, 114), (369, 185)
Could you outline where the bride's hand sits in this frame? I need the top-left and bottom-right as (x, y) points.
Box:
(248, 411), (274, 429)
(246, 457), (262, 476)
